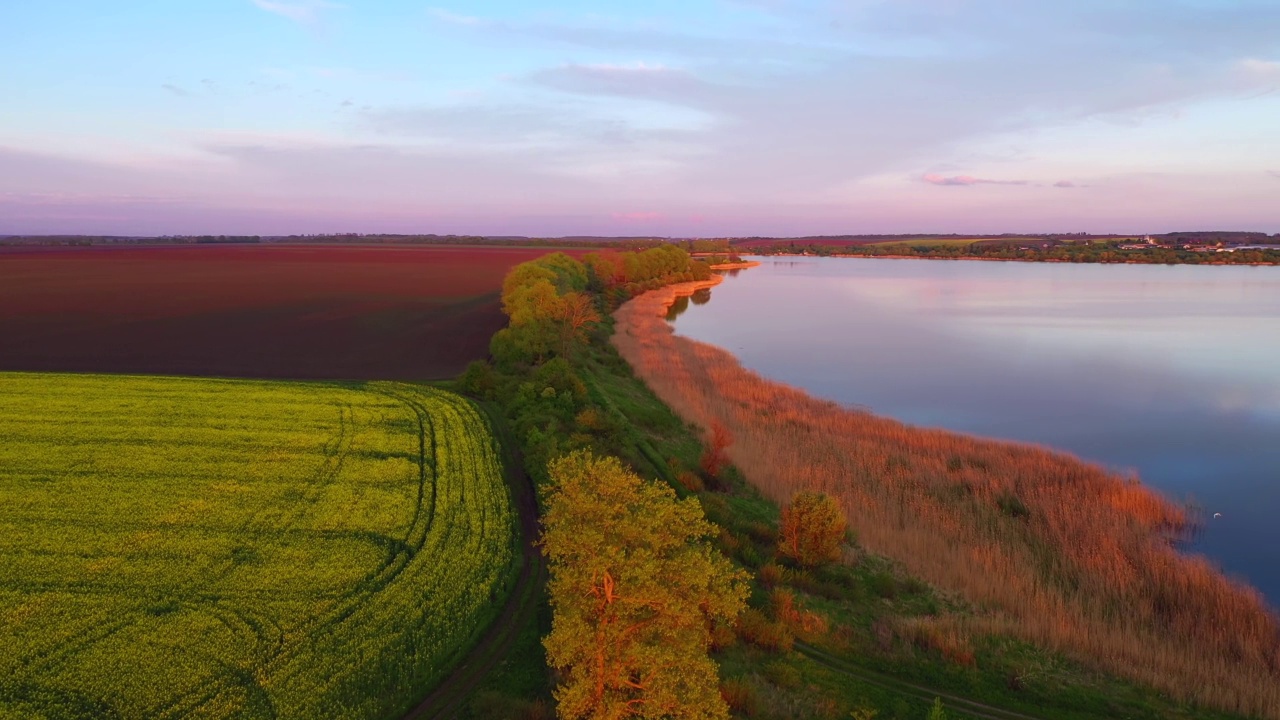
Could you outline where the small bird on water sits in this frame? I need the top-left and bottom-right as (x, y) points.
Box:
(1213, 512), (1223, 519)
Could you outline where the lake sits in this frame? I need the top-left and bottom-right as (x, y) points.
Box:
(670, 257), (1280, 603)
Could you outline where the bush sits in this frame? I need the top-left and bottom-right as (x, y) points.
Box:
(746, 521), (777, 546)
(720, 678), (758, 717)
(677, 470), (705, 493)
(778, 491), (846, 568)
(710, 622), (738, 652)
(457, 360), (498, 399)
(763, 660), (802, 690)
(758, 562), (784, 588)
(736, 608), (794, 653)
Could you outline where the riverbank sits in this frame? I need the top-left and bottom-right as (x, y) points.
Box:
(709, 261), (763, 271)
(612, 276), (1280, 718)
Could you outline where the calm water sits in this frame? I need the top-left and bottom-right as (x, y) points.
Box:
(671, 257), (1280, 603)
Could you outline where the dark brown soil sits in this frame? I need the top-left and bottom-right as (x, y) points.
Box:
(0, 244), (573, 380)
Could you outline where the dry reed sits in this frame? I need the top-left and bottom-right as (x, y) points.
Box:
(613, 279), (1280, 718)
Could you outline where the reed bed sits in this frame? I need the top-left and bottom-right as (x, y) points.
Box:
(613, 281), (1280, 719)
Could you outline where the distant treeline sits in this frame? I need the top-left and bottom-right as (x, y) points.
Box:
(5, 231), (1277, 262)
(0, 235), (263, 246)
(744, 237), (1280, 264)
(0, 234), (737, 254)
(724, 231), (1280, 246)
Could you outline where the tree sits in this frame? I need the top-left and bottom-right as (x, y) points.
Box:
(699, 422), (733, 481)
(778, 491), (847, 568)
(542, 451), (750, 720)
(556, 292), (601, 354)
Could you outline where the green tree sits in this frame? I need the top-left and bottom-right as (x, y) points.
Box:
(542, 451), (750, 720)
(778, 491), (847, 568)
(926, 698), (947, 720)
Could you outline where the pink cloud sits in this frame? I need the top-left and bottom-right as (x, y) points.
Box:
(1054, 180), (1077, 188)
(922, 173), (1028, 187)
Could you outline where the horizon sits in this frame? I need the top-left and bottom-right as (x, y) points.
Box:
(3, 0), (1279, 236)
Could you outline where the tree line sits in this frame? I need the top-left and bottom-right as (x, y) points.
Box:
(746, 239), (1280, 265)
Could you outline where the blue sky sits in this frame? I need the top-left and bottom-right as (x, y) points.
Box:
(2, 0), (1278, 236)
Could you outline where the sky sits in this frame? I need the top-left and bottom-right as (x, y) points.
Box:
(2, 0), (1278, 236)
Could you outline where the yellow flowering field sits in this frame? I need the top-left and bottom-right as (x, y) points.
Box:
(0, 373), (514, 719)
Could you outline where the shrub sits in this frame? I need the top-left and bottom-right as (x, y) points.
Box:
(457, 360), (499, 399)
(763, 660), (802, 689)
(720, 678), (758, 716)
(737, 608), (794, 653)
(746, 521), (778, 546)
(771, 588), (829, 637)
(677, 470), (705, 493)
(778, 491), (847, 568)
(700, 421), (733, 480)
(758, 562), (784, 588)
(710, 622), (738, 652)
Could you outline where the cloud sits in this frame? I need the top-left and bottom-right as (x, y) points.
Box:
(1237, 58), (1280, 80)
(1054, 180), (1078, 188)
(250, 0), (340, 26)
(1269, 170), (1280, 180)
(529, 63), (710, 106)
(160, 84), (188, 97)
(922, 173), (1028, 187)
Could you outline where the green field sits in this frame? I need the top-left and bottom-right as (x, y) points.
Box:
(0, 373), (514, 720)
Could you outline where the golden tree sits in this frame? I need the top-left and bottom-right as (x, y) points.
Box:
(778, 491), (847, 568)
(542, 451), (749, 720)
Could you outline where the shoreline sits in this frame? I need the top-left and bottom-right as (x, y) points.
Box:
(611, 267), (1280, 717)
(758, 253), (1280, 267)
(708, 260), (762, 271)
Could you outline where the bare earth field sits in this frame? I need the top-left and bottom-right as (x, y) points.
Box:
(0, 244), (574, 380)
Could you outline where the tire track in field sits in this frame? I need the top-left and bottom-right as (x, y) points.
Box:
(168, 387), (438, 719)
(400, 401), (545, 720)
(154, 395), (361, 719)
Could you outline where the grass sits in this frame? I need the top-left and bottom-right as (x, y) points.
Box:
(0, 372), (515, 720)
(599, 281), (1274, 719)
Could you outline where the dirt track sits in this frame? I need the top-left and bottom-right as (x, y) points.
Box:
(400, 402), (546, 720)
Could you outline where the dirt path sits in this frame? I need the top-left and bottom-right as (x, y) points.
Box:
(400, 402), (545, 720)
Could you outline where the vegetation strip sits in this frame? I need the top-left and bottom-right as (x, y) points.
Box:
(795, 643), (1045, 720)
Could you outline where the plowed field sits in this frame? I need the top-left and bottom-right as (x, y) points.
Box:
(0, 245), (574, 379)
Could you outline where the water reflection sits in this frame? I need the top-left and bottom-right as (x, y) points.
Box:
(665, 289), (712, 321)
(671, 257), (1280, 603)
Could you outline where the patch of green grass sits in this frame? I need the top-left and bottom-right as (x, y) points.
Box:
(0, 372), (515, 719)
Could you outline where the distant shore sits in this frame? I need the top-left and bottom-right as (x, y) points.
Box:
(752, 252), (1280, 267)
(708, 260), (762, 271)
